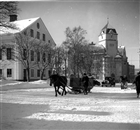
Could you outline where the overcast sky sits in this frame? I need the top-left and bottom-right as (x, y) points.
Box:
(18, 0), (139, 69)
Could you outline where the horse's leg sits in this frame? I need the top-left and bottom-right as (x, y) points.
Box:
(54, 85), (57, 97)
(61, 86), (67, 96)
(64, 86), (67, 95)
(57, 86), (61, 95)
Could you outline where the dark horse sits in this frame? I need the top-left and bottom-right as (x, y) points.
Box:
(50, 74), (67, 97)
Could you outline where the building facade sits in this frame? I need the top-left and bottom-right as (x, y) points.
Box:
(90, 22), (134, 82)
(0, 15), (56, 80)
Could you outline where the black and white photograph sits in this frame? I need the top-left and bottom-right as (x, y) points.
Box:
(0, 0), (140, 130)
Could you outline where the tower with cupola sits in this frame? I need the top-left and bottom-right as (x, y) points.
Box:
(98, 20), (120, 80)
(98, 21), (118, 57)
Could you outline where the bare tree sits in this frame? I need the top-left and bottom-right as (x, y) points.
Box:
(13, 33), (36, 81)
(63, 26), (88, 77)
(34, 42), (55, 80)
(0, 2), (19, 30)
(53, 46), (65, 75)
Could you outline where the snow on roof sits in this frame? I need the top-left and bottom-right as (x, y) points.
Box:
(99, 22), (117, 35)
(0, 17), (40, 34)
(89, 43), (105, 53)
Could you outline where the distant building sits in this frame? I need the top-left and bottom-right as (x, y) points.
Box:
(0, 15), (56, 80)
(90, 21), (135, 82)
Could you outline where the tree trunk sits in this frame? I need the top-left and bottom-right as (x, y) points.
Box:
(26, 68), (30, 82)
(40, 70), (44, 80)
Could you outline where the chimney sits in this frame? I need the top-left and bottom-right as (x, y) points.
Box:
(9, 14), (17, 22)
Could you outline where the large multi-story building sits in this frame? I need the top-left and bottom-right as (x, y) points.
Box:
(0, 15), (56, 80)
(90, 21), (135, 82)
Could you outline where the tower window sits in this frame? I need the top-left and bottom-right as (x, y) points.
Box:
(110, 43), (114, 47)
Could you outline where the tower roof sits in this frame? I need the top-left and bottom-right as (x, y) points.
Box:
(100, 22), (117, 35)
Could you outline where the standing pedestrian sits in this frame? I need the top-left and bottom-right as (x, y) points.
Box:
(120, 75), (128, 89)
(82, 73), (89, 95)
(134, 71), (140, 98)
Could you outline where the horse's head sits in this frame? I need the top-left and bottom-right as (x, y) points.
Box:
(49, 74), (58, 86)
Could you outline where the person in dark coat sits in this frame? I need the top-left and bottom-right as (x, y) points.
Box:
(82, 73), (89, 95)
(134, 71), (140, 98)
(120, 75), (128, 89)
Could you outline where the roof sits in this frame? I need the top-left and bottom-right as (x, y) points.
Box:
(100, 22), (117, 35)
(115, 54), (122, 58)
(89, 43), (106, 53)
(0, 17), (40, 34)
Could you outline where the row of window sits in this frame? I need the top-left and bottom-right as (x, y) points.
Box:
(0, 48), (51, 63)
(29, 29), (51, 43)
(0, 69), (46, 78)
(27, 50), (51, 63)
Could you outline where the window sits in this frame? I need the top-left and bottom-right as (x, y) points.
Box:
(23, 49), (26, 60)
(37, 52), (40, 62)
(31, 69), (34, 77)
(30, 29), (34, 37)
(0, 69), (2, 77)
(31, 50), (34, 61)
(48, 53), (51, 63)
(37, 31), (40, 39)
(42, 53), (46, 62)
(37, 70), (40, 77)
(0, 49), (2, 60)
(7, 69), (12, 77)
(37, 23), (40, 29)
(43, 34), (45, 41)
(7, 48), (12, 60)
(110, 43), (114, 47)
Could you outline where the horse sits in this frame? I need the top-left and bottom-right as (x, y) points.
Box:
(49, 74), (67, 97)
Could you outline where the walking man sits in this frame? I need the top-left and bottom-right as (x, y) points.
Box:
(82, 73), (89, 95)
(135, 71), (140, 98)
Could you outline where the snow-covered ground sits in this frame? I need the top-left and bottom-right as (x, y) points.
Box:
(0, 80), (140, 130)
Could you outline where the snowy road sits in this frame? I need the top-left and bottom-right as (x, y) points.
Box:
(0, 82), (140, 130)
